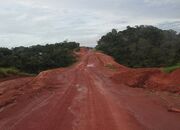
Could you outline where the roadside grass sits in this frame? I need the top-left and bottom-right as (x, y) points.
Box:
(162, 63), (180, 73)
(0, 67), (34, 78)
(105, 63), (117, 71)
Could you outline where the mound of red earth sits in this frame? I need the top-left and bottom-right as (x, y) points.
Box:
(0, 68), (74, 111)
(111, 68), (180, 94)
(0, 77), (34, 109)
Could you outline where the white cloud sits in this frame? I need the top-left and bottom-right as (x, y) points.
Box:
(0, 0), (179, 47)
(157, 21), (180, 32)
(144, 0), (180, 5)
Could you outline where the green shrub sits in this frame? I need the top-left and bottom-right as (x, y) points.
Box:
(96, 25), (180, 68)
(0, 42), (80, 74)
(162, 63), (180, 73)
(0, 68), (20, 77)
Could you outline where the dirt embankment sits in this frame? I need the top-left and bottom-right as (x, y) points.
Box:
(111, 68), (180, 94)
(0, 77), (34, 109)
(0, 68), (69, 110)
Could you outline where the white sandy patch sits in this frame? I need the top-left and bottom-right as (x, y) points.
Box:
(86, 64), (95, 68)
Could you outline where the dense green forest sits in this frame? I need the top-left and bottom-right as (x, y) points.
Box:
(96, 25), (180, 68)
(0, 41), (79, 74)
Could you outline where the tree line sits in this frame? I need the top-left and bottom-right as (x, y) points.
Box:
(0, 41), (80, 74)
(96, 25), (180, 68)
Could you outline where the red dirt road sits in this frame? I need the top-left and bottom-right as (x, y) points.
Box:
(0, 50), (180, 130)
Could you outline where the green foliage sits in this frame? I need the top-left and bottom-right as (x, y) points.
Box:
(0, 67), (33, 77)
(0, 67), (19, 74)
(162, 63), (180, 73)
(0, 67), (19, 77)
(96, 25), (180, 68)
(0, 42), (80, 74)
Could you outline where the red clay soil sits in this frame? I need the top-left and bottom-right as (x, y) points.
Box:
(0, 49), (180, 130)
(0, 76), (26, 83)
(112, 68), (180, 94)
(0, 77), (34, 108)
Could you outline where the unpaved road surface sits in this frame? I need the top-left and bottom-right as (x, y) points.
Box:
(0, 50), (180, 130)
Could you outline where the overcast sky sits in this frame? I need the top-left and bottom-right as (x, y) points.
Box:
(0, 0), (180, 47)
